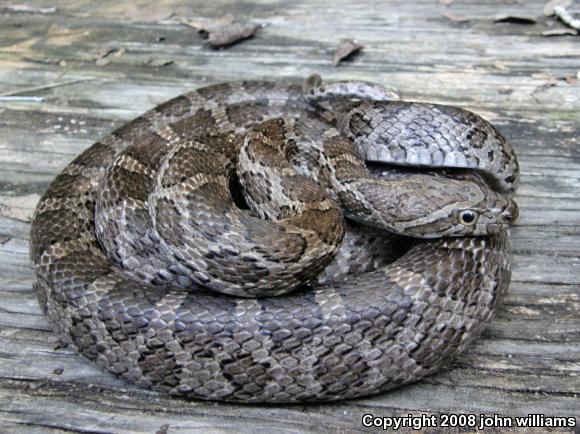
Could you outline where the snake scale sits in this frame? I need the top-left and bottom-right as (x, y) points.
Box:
(30, 77), (519, 402)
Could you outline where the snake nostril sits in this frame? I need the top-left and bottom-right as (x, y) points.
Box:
(502, 201), (519, 223)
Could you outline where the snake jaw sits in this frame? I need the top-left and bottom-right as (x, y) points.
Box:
(485, 224), (507, 235)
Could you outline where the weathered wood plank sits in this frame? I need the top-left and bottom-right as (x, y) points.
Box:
(0, 0), (579, 432)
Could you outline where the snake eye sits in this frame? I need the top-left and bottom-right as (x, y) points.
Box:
(459, 210), (478, 225)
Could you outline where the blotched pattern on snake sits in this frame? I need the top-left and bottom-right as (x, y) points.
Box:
(30, 76), (519, 402)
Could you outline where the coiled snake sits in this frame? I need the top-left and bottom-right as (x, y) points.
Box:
(30, 76), (519, 402)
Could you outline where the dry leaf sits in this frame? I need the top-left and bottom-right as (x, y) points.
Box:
(531, 75), (558, 101)
(498, 88), (514, 95)
(148, 58), (174, 67)
(493, 61), (507, 70)
(442, 13), (471, 23)
(494, 15), (537, 25)
(544, 0), (573, 16)
(181, 15), (259, 48)
(205, 23), (260, 48)
(22, 56), (62, 65)
(0, 193), (41, 222)
(439, 0), (454, 5)
(532, 72), (554, 80)
(155, 424), (169, 434)
(541, 28), (577, 36)
(94, 47), (124, 66)
(554, 75), (578, 85)
(206, 22), (259, 48)
(3, 4), (56, 14)
(94, 47), (116, 59)
(560, 75), (577, 85)
(333, 39), (364, 66)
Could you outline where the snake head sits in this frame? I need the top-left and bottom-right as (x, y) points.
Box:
(380, 174), (519, 238)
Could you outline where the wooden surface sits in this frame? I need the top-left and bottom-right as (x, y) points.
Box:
(1, 0), (579, 432)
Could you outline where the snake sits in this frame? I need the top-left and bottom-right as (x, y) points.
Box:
(30, 77), (519, 403)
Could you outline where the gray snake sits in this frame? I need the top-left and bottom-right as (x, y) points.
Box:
(30, 78), (519, 402)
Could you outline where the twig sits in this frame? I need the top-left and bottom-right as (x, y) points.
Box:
(531, 81), (557, 103)
(0, 78), (93, 98)
(554, 5), (580, 31)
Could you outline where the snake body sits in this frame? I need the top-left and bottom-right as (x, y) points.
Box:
(30, 79), (519, 402)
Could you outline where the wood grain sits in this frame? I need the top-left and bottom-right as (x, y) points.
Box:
(0, 0), (578, 432)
